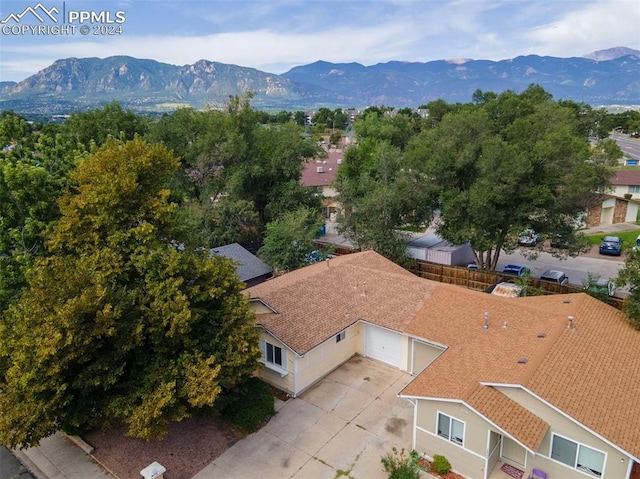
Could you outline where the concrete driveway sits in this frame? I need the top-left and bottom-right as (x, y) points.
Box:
(193, 356), (414, 479)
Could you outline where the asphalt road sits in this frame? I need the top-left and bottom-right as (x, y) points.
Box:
(612, 133), (640, 160)
(496, 245), (625, 291)
(0, 447), (33, 479)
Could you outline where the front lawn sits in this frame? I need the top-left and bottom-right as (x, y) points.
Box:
(583, 229), (640, 246)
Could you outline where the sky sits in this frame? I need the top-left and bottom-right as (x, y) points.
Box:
(1, 0), (639, 83)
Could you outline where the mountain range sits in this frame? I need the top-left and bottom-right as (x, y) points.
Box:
(1, 47), (638, 117)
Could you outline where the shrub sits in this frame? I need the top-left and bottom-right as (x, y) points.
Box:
(433, 454), (451, 475)
(380, 447), (420, 479)
(220, 377), (275, 433)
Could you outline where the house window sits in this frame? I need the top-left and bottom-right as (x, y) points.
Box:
(336, 331), (346, 342)
(550, 434), (605, 477)
(266, 342), (283, 367)
(437, 412), (464, 446)
(629, 186), (640, 193)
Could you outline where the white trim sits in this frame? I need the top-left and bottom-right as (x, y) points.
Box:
(402, 395), (540, 455)
(500, 435), (528, 470)
(436, 411), (466, 447)
(262, 360), (289, 377)
(410, 337), (446, 374)
(549, 432), (607, 478)
(481, 383), (639, 464)
(415, 424), (485, 461)
(250, 298), (279, 313)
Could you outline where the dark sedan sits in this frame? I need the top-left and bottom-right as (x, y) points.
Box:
(599, 236), (623, 256)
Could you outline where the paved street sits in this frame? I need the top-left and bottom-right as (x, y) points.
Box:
(1, 446), (34, 479)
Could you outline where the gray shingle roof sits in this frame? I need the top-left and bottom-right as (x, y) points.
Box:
(210, 243), (272, 282)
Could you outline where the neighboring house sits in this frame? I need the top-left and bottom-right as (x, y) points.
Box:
(300, 149), (342, 217)
(406, 233), (475, 266)
(609, 170), (640, 200)
(246, 251), (640, 479)
(586, 193), (639, 227)
(209, 242), (272, 288)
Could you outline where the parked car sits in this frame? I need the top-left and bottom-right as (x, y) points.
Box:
(550, 233), (571, 249)
(599, 236), (623, 256)
(487, 282), (523, 298)
(584, 278), (616, 297)
(518, 229), (539, 246)
(467, 262), (486, 270)
(502, 264), (531, 277)
(633, 234), (640, 252)
(540, 270), (569, 285)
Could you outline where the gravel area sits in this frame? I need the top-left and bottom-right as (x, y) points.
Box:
(83, 417), (244, 479)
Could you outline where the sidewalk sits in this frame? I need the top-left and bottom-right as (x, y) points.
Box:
(14, 433), (115, 479)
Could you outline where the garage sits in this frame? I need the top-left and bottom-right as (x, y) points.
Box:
(364, 324), (402, 368)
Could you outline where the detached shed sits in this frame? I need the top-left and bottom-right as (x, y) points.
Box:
(405, 234), (475, 266)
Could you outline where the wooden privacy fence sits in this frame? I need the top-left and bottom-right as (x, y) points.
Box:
(314, 241), (626, 311)
(408, 260), (626, 310)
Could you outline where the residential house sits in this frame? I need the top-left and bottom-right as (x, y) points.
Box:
(246, 250), (640, 479)
(609, 170), (640, 200)
(209, 242), (272, 288)
(300, 149), (343, 218)
(585, 194), (639, 227)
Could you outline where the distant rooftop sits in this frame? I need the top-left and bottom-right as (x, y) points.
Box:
(210, 243), (272, 283)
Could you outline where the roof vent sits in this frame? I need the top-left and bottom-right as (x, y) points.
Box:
(563, 298), (571, 304)
(317, 166), (324, 173)
(567, 315), (575, 330)
(518, 358), (528, 364)
(483, 311), (489, 331)
(537, 332), (547, 338)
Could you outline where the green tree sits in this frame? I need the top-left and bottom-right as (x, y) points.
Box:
(258, 206), (324, 272)
(405, 86), (610, 270)
(0, 121), (83, 312)
(0, 137), (260, 447)
(0, 111), (32, 147)
(63, 101), (148, 150)
(335, 138), (434, 265)
(616, 250), (640, 329)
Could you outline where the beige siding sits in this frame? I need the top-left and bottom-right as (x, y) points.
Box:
(258, 333), (295, 394)
(250, 300), (275, 315)
(414, 400), (487, 479)
(496, 386), (631, 479)
(411, 340), (445, 374)
(293, 322), (363, 396)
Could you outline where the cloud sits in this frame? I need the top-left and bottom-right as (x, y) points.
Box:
(522, 0), (640, 56)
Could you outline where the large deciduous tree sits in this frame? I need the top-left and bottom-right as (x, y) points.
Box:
(0, 137), (260, 447)
(335, 138), (435, 264)
(404, 86), (612, 270)
(258, 206), (325, 272)
(616, 250), (640, 330)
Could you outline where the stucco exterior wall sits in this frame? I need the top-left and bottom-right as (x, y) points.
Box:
(414, 400), (488, 479)
(411, 339), (445, 374)
(292, 322), (363, 396)
(496, 386), (631, 479)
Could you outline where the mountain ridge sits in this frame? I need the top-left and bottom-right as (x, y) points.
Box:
(1, 47), (638, 116)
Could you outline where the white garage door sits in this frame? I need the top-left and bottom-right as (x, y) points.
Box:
(364, 324), (402, 368)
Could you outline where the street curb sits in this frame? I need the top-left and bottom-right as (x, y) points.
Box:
(13, 448), (48, 479)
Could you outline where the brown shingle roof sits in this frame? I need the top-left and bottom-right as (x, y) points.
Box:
(610, 170), (640, 186)
(299, 150), (342, 187)
(246, 251), (435, 355)
(247, 251), (640, 459)
(466, 385), (549, 451)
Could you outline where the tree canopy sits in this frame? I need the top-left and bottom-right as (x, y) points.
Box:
(0, 137), (260, 447)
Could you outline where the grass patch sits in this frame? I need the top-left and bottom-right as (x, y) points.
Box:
(583, 229), (640, 246)
(220, 377), (275, 433)
(397, 225), (425, 233)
